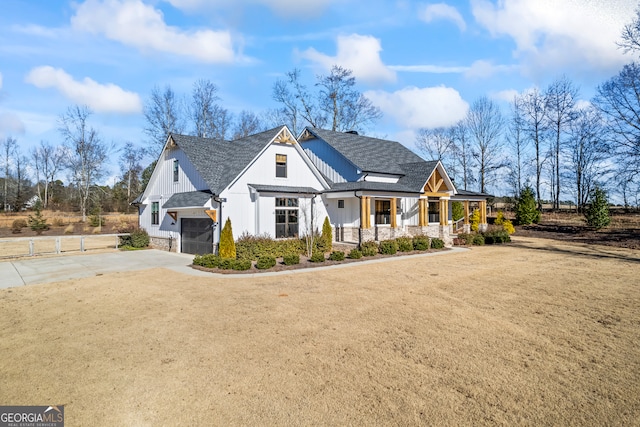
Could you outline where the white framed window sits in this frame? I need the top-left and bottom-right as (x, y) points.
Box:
(275, 197), (298, 238)
(276, 154), (287, 178)
(151, 202), (159, 225)
(173, 159), (179, 182)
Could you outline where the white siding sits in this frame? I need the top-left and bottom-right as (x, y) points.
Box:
(363, 173), (400, 183)
(323, 196), (360, 227)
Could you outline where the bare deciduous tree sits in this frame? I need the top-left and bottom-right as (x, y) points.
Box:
(119, 141), (145, 212)
(619, 6), (640, 55)
(450, 121), (475, 191)
(465, 96), (506, 194)
(519, 88), (548, 209)
(2, 136), (17, 211)
(59, 105), (110, 221)
(232, 110), (265, 139)
(506, 97), (530, 198)
(415, 127), (455, 163)
(190, 79), (220, 138)
(144, 85), (185, 156)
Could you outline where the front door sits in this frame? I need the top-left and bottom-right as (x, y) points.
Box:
(181, 217), (213, 254)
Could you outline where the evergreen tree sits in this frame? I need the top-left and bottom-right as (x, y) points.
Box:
(321, 216), (332, 252)
(451, 201), (464, 221)
(219, 217), (236, 259)
(28, 199), (49, 235)
(515, 186), (541, 225)
(584, 186), (610, 230)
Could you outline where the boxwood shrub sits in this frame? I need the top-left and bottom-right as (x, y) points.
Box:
(256, 256), (276, 269)
(483, 230), (511, 244)
(283, 253), (300, 265)
(236, 233), (304, 261)
(193, 254), (221, 268)
(232, 259), (252, 271)
(412, 235), (429, 251)
(472, 234), (485, 245)
(430, 238), (445, 249)
(396, 237), (413, 252)
(360, 240), (378, 257)
(310, 251), (326, 262)
(328, 251), (345, 261)
(348, 248), (362, 259)
(218, 258), (235, 270)
(379, 239), (398, 255)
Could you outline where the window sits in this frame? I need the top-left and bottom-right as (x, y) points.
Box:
(275, 197), (298, 238)
(375, 200), (391, 225)
(276, 154), (287, 178)
(173, 159), (179, 182)
(338, 200), (344, 209)
(428, 201), (440, 223)
(151, 202), (159, 225)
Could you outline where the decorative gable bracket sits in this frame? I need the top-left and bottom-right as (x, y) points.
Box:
(274, 127), (296, 144)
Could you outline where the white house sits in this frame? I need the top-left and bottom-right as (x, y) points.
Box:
(135, 126), (490, 254)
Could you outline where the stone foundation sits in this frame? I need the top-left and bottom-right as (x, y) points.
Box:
(149, 236), (177, 252)
(343, 224), (454, 247)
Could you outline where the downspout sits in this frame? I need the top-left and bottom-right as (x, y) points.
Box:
(213, 195), (223, 255)
(355, 191), (362, 247)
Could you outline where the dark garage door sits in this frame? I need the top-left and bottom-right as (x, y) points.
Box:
(181, 217), (213, 255)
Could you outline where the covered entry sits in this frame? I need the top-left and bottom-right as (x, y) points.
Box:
(181, 217), (213, 254)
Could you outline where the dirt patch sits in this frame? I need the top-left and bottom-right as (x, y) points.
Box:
(1, 237), (639, 425)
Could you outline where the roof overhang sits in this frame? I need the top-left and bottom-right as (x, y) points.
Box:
(248, 184), (322, 195)
(163, 190), (213, 209)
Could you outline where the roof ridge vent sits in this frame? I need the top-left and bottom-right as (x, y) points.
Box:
(344, 130), (358, 135)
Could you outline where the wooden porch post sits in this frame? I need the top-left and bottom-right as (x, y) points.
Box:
(360, 196), (369, 229)
(419, 198), (427, 226)
(480, 200), (487, 225)
(439, 199), (449, 225)
(464, 200), (470, 225)
(390, 198), (397, 228)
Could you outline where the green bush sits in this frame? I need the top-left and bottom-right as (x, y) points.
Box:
(452, 201), (464, 222)
(483, 230), (511, 244)
(379, 239), (398, 254)
(360, 240), (378, 256)
(28, 200), (49, 235)
(256, 256), (276, 269)
(218, 258), (235, 270)
(412, 235), (429, 251)
(348, 249), (362, 259)
(456, 233), (473, 245)
(585, 186), (611, 230)
(472, 234), (485, 245)
(328, 251), (345, 261)
(309, 251), (325, 262)
(232, 259), (252, 271)
(430, 238), (445, 249)
(283, 253), (300, 265)
(219, 218), (236, 259)
(515, 186), (540, 225)
(11, 218), (27, 233)
(120, 229), (150, 248)
(235, 233), (304, 261)
(396, 236), (413, 252)
(193, 254), (221, 268)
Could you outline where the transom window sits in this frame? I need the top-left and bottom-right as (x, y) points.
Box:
(275, 197), (298, 238)
(151, 202), (159, 225)
(173, 159), (179, 182)
(276, 154), (287, 178)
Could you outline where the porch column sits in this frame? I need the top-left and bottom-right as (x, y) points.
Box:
(439, 199), (449, 226)
(464, 200), (470, 225)
(360, 196), (371, 229)
(419, 198), (427, 226)
(390, 198), (397, 228)
(479, 200), (487, 225)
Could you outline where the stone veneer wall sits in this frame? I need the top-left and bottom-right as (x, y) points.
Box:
(149, 236), (176, 252)
(345, 224), (454, 247)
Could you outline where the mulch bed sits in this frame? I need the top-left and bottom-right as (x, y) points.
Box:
(516, 223), (640, 250)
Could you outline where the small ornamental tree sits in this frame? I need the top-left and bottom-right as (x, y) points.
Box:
(452, 201), (464, 222)
(584, 186), (611, 230)
(494, 210), (515, 235)
(321, 216), (332, 252)
(470, 209), (480, 232)
(219, 218), (236, 259)
(515, 186), (540, 225)
(28, 200), (49, 235)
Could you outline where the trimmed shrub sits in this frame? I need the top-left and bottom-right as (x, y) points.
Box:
(309, 251), (326, 262)
(430, 238), (445, 249)
(11, 218), (27, 233)
(328, 251), (345, 261)
(396, 236), (413, 252)
(236, 233), (304, 261)
(219, 218), (236, 259)
(412, 235), (429, 251)
(379, 239), (398, 255)
(130, 229), (150, 248)
(484, 230), (511, 244)
(193, 254), (221, 268)
(348, 249), (362, 259)
(585, 186), (610, 230)
(321, 216), (332, 252)
(232, 259), (252, 271)
(283, 253), (300, 265)
(472, 234), (485, 245)
(456, 233), (473, 245)
(360, 240), (378, 257)
(218, 258), (235, 270)
(256, 256), (276, 269)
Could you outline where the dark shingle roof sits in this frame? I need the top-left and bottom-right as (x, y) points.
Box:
(397, 161), (439, 193)
(325, 181), (416, 193)
(163, 190), (212, 208)
(171, 127), (283, 195)
(248, 184), (321, 194)
(304, 128), (424, 175)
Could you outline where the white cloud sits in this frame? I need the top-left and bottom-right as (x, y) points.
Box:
(71, 0), (237, 63)
(419, 3), (466, 32)
(300, 34), (396, 85)
(389, 64), (469, 73)
(492, 89), (520, 103)
(464, 60), (515, 79)
(165, 0), (335, 17)
(471, 0), (634, 75)
(0, 112), (26, 135)
(25, 66), (143, 114)
(365, 86), (469, 129)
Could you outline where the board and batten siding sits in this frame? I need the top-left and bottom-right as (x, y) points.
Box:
(302, 139), (360, 183)
(140, 146), (212, 240)
(222, 142), (328, 239)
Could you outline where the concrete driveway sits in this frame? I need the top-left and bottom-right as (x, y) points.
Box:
(0, 249), (211, 289)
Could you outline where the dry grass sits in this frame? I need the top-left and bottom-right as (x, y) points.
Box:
(0, 212), (137, 228)
(0, 238), (639, 425)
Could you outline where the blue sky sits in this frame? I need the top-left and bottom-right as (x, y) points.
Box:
(0, 0), (635, 186)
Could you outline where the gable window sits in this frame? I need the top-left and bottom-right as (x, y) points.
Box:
(151, 202), (159, 225)
(338, 200), (344, 209)
(173, 159), (179, 182)
(275, 197), (298, 238)
(276, 154), (287, 178)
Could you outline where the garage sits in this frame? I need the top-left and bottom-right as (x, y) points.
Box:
(181, 217), (213, 254)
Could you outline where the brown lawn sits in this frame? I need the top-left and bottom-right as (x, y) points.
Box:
(1, 237), (639, 425)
